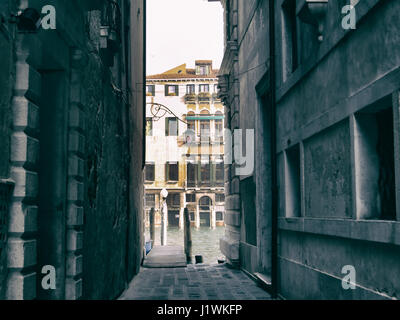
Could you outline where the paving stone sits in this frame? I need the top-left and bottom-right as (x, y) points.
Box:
(119, 264), (272, 300)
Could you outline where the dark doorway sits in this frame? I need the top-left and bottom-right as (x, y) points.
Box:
(168, 210), (180, 227)
(37, 71), (68, 299)
(199, 196), (212, 227)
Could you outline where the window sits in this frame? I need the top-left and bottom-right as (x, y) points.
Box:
(145, 163), (155, 182)
(165, 85), (179, 96)
(200, 121), (210, 140)
(282, 0), (299, 79)
(166, 162), (179, 181)
(146, 85), (155, 96)
(187, 163), (197, 187)
(186, 193), (196, 203)
(199, 111), (210, 139)
(186, 84), (195, 94)
(145, 194), (155, 207)
(186, 112), (195, 137)
(190, 211), (195, 221)
(199, 84), (209, 93)
(146, 118), (153, 136)
(165, 117), (178, 136)
(200, 163), (210, 186)
(215, 193), (225, 203)
(215, 112), (223, 141)
(167, 193), (180, 207)
(199, 196), (211, 210)
(285, 144), (301, 217)
(353, 98), (396, 220)
(216, 212), (224, 221)
(215, 162), (224, 184)
(187, 119), (195, 132)
(196, 65), (209, 76)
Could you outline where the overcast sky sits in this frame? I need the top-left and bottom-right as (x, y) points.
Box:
(146, 0), (224, 75)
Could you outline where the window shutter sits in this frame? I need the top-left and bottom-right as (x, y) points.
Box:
(165, 118), (169, 136)
(175, 85), (179, 96)
(165, 85), (168, 96)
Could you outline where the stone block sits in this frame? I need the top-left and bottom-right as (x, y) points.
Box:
(10, 168), (38, 199)
(67, 204), (84, 226)
(14, 62), (41, 102)
(66, 254), (83, 276)
(68, 156), (84, 179)
(68, 131), (85, 155)
(11, 133), (39, 167)
(6, 271), (36, 300)
(225, 194), (240, 210)
(69, 105), (85, 131)
(12, 97), (40, 132)
(7, 238), (36, 268)
(8, 203), (37, 234)
(67, 180), (84, 202)
(65, 278), (82, 300)
(67, 230), (83, 251)
(225, 210), (241, 227)
(220, 236), (239, 261)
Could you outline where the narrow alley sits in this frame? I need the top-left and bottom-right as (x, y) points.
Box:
(0, 0), (400, 304)
(120, 264), (271, 300)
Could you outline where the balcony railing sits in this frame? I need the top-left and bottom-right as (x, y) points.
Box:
(198, 92), (211, 103)
(184, 93), (196, 104)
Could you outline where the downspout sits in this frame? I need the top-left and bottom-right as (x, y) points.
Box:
(269, 0), (278, 299)
(143, 0), (147, 169)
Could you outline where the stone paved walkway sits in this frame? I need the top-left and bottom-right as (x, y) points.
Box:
(119, 263), (272, 300)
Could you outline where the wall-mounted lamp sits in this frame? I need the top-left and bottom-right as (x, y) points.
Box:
(297, 0), (328, 42)
(10, 8), (42, 33)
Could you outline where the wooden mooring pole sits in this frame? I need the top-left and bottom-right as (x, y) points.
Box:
(184, 208), (192, 263)
(149, 207), (155, 246)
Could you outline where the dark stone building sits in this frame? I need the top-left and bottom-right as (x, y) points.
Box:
(0, 0), (145, 300)
(218, 0), (400, 299)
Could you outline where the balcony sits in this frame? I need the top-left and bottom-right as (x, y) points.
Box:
(184, 93), (196, 104)
(198, 92), (211, 104)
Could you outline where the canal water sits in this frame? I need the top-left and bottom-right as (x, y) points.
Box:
(145, 226), (226, 264)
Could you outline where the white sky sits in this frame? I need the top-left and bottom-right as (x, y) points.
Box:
(146, 0), (224, 75)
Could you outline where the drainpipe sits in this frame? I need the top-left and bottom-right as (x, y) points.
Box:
(269, 0), (278, 299)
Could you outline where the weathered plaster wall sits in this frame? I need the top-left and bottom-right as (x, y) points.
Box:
(276, 0), (400, 299)
(79, 57), (131, 300)
(237, 0), (271, 276)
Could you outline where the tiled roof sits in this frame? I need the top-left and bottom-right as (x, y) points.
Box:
(195, 60), (212, 65)
(147, 63), (219, 80)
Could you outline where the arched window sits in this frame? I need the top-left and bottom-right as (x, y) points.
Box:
(186, 111), (195, 132)
(215, 111), (223, 141)
(199, 196), (212, 211)
(199, 110), (210, 139)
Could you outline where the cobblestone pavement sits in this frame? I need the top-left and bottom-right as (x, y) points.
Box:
(119, 263), (272, 300)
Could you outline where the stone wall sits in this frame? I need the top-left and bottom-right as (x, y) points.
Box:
(1, 0), (145, 300)
(0, 0), (16, 299)
(219, 0), (400, 299)
(275, 0), (400, 299)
